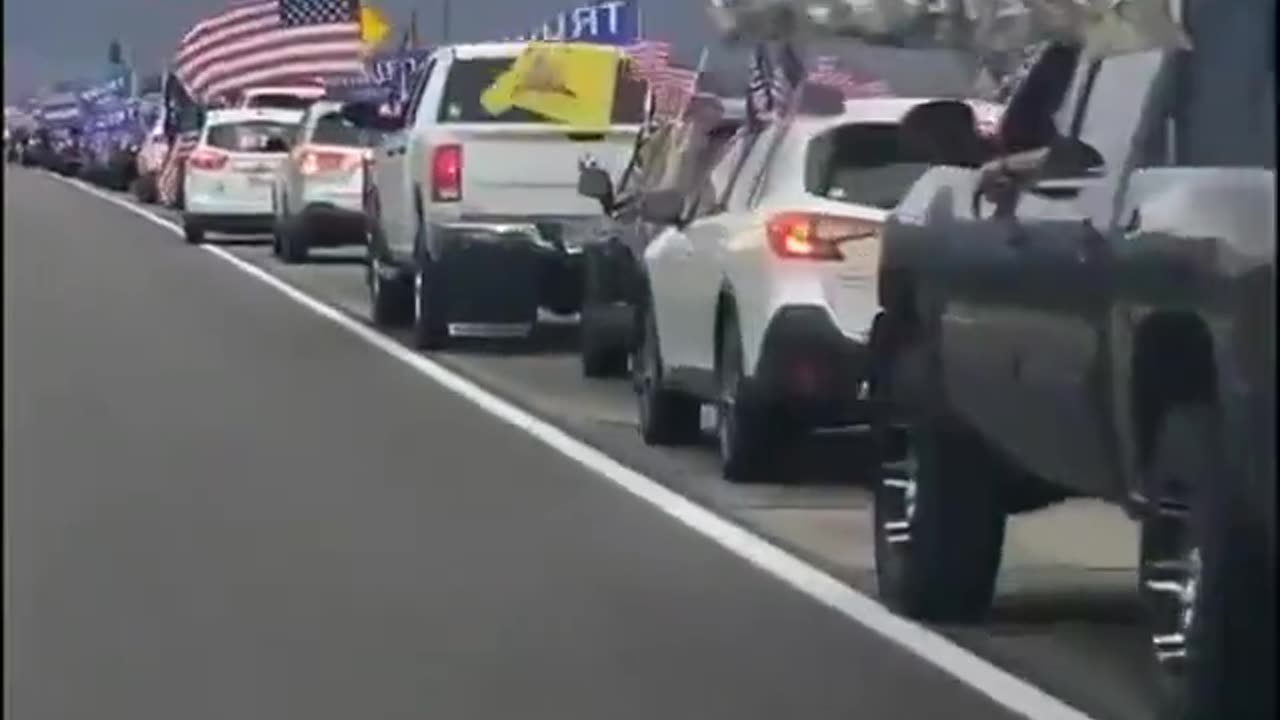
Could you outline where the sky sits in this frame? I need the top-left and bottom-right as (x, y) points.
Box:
(3, 0), (981, 102)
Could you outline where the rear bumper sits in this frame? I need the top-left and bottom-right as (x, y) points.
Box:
(297, 203), (365, 247)
(184, 213), (274, 234)
(746, 305), (872, 426)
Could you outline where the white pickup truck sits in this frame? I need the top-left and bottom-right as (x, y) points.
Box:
(344, 41), (646, 349)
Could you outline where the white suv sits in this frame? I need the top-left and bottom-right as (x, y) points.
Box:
(634, 96), (998, 483)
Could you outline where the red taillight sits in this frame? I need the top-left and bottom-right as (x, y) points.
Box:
(765, 212), (879, 261)
(431, 144), (462, 202)
(187, 148), (228, 171)
(296, 146), (359, 176)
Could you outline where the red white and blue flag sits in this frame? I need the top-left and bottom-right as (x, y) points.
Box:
(173, 0), (363, 105)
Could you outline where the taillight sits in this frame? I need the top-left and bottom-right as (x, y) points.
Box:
(297, 147), (359, 176)
(765, 212), (879, 261)
(431, 144), (462, 202)
(187, 148), (228, 171)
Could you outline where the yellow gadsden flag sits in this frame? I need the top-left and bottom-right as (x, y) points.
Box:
(360, 6), (391, 48)
(480, 43), (620, 129)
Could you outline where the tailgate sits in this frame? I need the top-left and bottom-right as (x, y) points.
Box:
(446, 124), (638, 217)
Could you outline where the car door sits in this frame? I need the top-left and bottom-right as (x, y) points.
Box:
(940, 43), (1086, 463)
(650, 128), (755, 373)
(682, 124), (780, 373)
(997, 50), (1170, 495)
(376, 59), (435, 258)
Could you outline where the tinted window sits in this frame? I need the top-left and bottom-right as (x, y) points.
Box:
(806, 123), (932, 210)
(311, 111), (384, 147)
(206, 121), (296, 153)
(437, 57), (646, 124)
(244, 94), (315, 111)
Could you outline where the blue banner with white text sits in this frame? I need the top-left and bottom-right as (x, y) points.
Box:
(507, 0), (639, 45)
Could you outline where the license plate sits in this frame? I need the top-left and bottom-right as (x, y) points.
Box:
(247, 175), (273, 187)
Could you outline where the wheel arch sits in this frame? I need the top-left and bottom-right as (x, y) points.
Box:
(1130, 310), (1219, 473)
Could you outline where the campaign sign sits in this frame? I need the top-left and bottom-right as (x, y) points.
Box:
(507, 0), (638, 45)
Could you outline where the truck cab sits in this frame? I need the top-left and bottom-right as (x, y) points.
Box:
(348, 41), (647, 350)
(870, 0), (1274, 716)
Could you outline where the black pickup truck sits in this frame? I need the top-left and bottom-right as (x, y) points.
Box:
(869, 2), (1274, 717)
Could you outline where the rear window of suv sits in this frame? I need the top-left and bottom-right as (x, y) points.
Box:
(205, 120), (296, 153)
(311, 111), (384, 147)
(437, 57), (646, 124)
(805, 123), (932, 210)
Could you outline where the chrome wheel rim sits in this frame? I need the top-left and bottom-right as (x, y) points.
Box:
(716, 367), (738, 461)
(1149, 542), (1201, 669)
(880, 445), (919, 547)
(413, 268), (424, 324)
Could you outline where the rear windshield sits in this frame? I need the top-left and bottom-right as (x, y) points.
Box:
(311, 111), (384, 147)
(205, 120), (296, 153)
(437, 57), (646, 124)
(805, 123), (932, 210)
(244, 94), (315, 111)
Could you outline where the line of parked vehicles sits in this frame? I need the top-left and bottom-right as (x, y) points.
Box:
(16, 14), (1274, 717)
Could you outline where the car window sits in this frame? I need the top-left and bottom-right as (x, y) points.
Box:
(684, 126), (752, 219)
(405, 59), (436, 126)
(437, 57), (646, 124)
(732, 125), (783, 210)
(804, 123), (933, 210)
(312, 111), (384, 147)
(205, 121), (296, 153)
(706, 129), (759, 212)
(999, 43), (1081, 153)
(1073, 50), (1166, 174)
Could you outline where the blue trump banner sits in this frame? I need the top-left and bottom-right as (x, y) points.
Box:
(507, 0), (639, 45)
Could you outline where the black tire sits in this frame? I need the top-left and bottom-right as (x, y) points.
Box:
(715, 312), (774, 483)
(1142, 406), (1275, 720)
(633, 305), (700, 445)
(580, 306), (629, 378)
(367, 255), (411, 328)
(183, 221), (204, 245)
(279, 216), (309, 264)
(410, 257), (448, 350)
(872, 341), (1007, 623)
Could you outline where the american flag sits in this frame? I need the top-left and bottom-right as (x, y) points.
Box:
(806, 56), (892, 99)
(747, 44), (801, 124)
(158, 133), (199, 208)
(623, 40), (700, 120)
(173, 0), (363, 104)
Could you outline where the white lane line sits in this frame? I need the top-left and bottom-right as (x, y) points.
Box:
(55, 175), (1097, 720)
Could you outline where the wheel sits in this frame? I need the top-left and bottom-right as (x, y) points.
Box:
(633, 305), (700, 445)
(580, 305), (629, 378)
(715, 312), (774, 483)
(183, 221), (204, 245)
(1141, 406), (1275, 720)
(871, 341), (1007, 622)
(278, 216), (309, 264)
(410, 257), (448, 350)
(367, 255), (411, 328)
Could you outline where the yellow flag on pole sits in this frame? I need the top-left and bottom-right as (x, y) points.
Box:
(480, 43), (619, 130)
(360, 6), (391, 48)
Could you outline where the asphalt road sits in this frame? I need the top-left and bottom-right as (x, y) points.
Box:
(4, 167), (1160, 720)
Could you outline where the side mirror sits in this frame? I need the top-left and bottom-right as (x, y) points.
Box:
(639, 189), (686, 227)
(577, 166), (615, 210)
(1041, 136), (1105, 179)
(339, 101), (403, 132)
